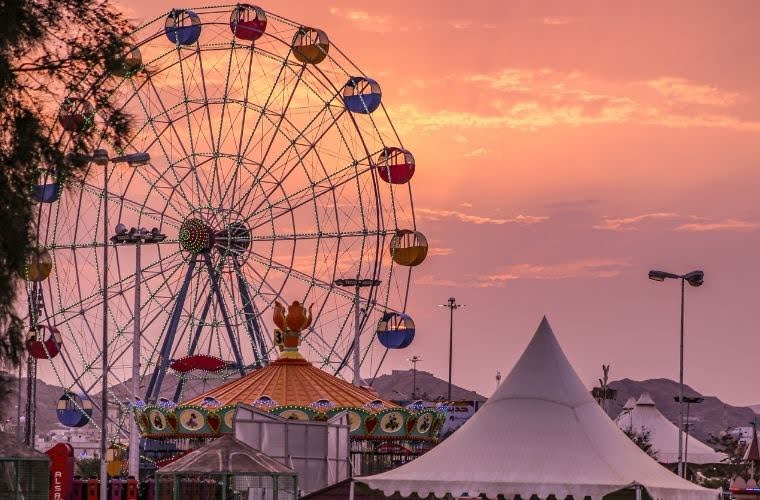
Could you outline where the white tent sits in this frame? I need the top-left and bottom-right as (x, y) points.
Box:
(358, 317), (719, 500)
(615, 393), (726, 465)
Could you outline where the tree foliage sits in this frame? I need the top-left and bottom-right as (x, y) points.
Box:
(704, 431), (750, 484)
(0, 0), (134, 368)
(623, 426), (658, 460)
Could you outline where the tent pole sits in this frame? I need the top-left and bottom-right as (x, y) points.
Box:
(349, 479), (355, 500)
(635, 485), (642, 500)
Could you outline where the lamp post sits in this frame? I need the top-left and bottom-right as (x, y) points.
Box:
(649, 269), (704, 478)
(673, 395), (704, 478)
(111, 224), (164, 479)
(438, 297), (464, 401)
(333, 278), (381, 386)
(95, 150), (150, 497)
(408, 356), (422, 399)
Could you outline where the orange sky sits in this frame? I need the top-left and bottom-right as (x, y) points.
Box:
(117, 1), (760, 405)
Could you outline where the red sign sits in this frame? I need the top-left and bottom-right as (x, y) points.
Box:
(45, 443), (74, 500)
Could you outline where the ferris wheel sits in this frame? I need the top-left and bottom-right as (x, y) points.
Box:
(26, 4), (428, 439)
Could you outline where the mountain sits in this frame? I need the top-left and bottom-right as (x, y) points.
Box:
(370, 369), (486, 402)
(607, 378), (757, 443)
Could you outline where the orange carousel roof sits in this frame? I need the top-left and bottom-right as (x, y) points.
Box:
(183, 357), (398, 410)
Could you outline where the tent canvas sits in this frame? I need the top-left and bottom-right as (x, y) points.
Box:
(615, 393), (726, 465)
(358, 317), (719, 500)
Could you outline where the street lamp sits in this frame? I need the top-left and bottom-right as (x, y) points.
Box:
(111, 225), (165, 479)
(333, 278), (381, 385)
(649, 268), (703, 477)
(408, 356), (422, 399)
(673, 395), (704, 478)
(438, 297), (465, 401)
(94, 150), (150, 495)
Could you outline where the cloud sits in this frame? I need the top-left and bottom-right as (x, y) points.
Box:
(426, 247), (455, 257)
(414, 275), (461, 287)
(644, 77), (740, 107)
(416, 207), (549, 225)
(594, 212), (680, 231)
(450, 20), (473, 30)
(595, 213), (759, 232)
(541, 17), (573, 26)
(464, 147), (490, 158)
(328, 8), (393, 32)
(396, 68), (758, 133)
(416, 258), (632, 288)
(675, 218), (759, 232)
(459, 202), (473, 208)
(480, 258), (632, 285)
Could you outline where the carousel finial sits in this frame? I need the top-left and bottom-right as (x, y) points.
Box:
(273, 300), (313, 359)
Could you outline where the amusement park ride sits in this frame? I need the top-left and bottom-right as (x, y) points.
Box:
(25, 4), (430, 479)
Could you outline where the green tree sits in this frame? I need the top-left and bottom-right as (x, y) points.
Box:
(704, 431), (749, 486)
(76, 457), (100, 479)
(0, 1), (134, 378)
(623, 426), (658, 460)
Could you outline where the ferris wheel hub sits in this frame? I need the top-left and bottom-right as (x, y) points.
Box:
(179, 213), (252, 257)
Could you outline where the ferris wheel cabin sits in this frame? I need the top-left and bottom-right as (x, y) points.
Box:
(292, 27), (329, 64)
(343, 77), (382, 114)
(165, 9), (202, 45)
(377, 312), (416, 349)
(230, 4), (267, 41)
(377, 147), (415, 184)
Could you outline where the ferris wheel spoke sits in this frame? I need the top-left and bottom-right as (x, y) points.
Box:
(245, 250), (362, 302)
(193, 43), (226, 205)
(130, 76), (197, 211)
(245, 157), (375, 233)
(224, 45), (257, 211)
(48, 248), (185, 325)
(235, 107), (352, 222)
(81, 179), (184, 229)
(235, 45), (297, 165)
(174, 46), (211, 209)
(229, 67), (309, 212)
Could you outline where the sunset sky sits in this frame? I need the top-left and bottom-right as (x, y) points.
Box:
(121, 0), (760, 406)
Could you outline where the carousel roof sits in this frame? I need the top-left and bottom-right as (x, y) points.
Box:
(183, 357), (397, 410)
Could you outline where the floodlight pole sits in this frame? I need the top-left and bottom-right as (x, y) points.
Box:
(648, 268), (703, 478)
(409, 356), (422, 399)
(678, 277), (684, 477)
(333, 278), (381, 386)
(100, 157), (109, 500)
(439, 297), (464, 401)
(112, 225), (164, 479)
(675, 395), (703, 480)
(130, 238), (141, 478)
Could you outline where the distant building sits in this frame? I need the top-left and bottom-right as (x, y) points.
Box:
(35, 426), (100, 458)
(728, 426), (754, 445)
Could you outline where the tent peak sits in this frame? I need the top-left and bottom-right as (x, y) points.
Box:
(636, 393), (656, 406)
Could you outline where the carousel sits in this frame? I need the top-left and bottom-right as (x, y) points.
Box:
(134, 301), (444, 474)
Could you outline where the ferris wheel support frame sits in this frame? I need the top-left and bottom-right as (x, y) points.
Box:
(234, 260), (270, 366)
(202, 252), (246, 374)
(145, 258), (197, 403)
